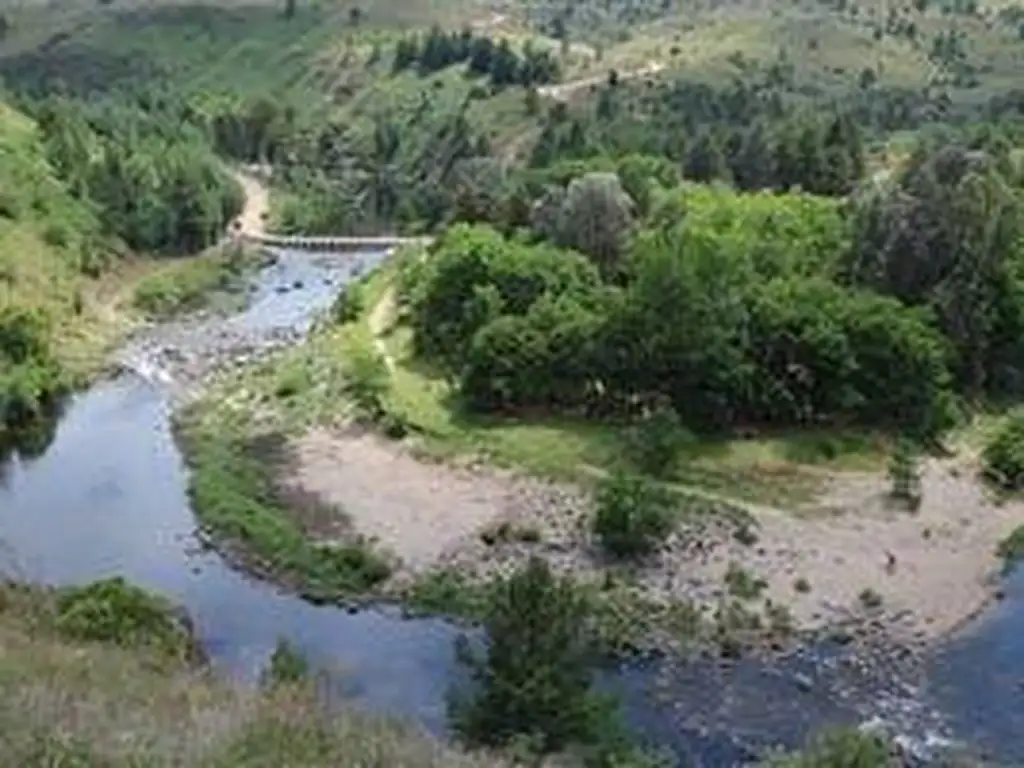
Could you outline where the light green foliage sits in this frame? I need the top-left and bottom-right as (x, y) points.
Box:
(887, 438), (922, 506)
(343, 339), (392, 421)
(54, 577), (197, 660)
(982, 407), (1024, 490)
(763, 728), (890, 767)
(628, 402), (692, 478)
(133, 245), (259, 318)
(593, 472), (677, 558)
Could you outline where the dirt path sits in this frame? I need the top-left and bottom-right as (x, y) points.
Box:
(232, 170), (271, 238)
(538, 61), (666, 102)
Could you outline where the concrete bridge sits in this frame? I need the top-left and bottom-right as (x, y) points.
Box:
(240, 232), (433, 252)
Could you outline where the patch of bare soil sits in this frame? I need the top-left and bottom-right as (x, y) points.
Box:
(287, 429), (590, 573)
(286, 428), (1024, 644)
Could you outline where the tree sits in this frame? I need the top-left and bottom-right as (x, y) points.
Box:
(284, 0), (296, 18)
(449, 557), (612, 754)
(683, 128), (728, 182)
(843, 142), (1024, 395)
(555, 172), (635, 278)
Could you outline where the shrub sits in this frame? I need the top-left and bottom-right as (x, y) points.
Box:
(628, 403), (691, 478)
(262, 637), (310, 687)
(331, 283), (365, 324)
(887, 438), (922, 507)
(55, 577), (196, 658)
(763, 727), (889, 767)
(592, 472), (677, 558)
(449, 557), (616, 755)
(982, 408), (1024, 490)
(342, 341), (391, 420)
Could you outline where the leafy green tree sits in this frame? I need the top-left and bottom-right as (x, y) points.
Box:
(449, 557), (612, 754)
(555, 172), (635, 277)
(843, 141), (1024, 395)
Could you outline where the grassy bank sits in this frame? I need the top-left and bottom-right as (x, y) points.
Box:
(0, 580), (503, 768)
(132, 243), (268, 319)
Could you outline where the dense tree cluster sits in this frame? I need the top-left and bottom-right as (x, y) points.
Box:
(393, 26), (560, 89)
(405, 138), (1024, 440)
(532, 79), (867, 197)
(34, 98), (242, 253)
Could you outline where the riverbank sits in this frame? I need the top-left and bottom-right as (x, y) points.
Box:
(169, 249), (1024, 661)
(0, 581), (504, 768)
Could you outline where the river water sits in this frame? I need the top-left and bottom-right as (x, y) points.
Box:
(0, 250), (1013, 765)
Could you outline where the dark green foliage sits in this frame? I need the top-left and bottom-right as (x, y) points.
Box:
(997, 524), (1024, 566)
(406, 187), (958, 438)
(843, 141), (1024, 397)
(35, 97), (243, 253)
(262, 638), (309, 687)
(55, 577), (196, 658)
(408, 224), (602, 370)
(392, 26), (560, 89)
(530, 77), (866, 198)
(449, 557), (615, 755)
(982, 408), (1024, 490)
(593, 473), (677, 558)
(0, 306), (68, 436)
(460, 294), (604, 412)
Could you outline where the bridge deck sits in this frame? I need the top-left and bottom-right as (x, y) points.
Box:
(241, 233), (433, 251)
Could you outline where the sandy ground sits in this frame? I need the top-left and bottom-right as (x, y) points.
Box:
(286, 426), (1024, 644)
(232, 171), (270, 238)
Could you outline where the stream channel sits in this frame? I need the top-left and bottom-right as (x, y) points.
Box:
(0, 250), (1020, 766)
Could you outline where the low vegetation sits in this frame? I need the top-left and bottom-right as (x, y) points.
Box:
(592, 472), (678, 558)
(0, 581), (505, 768)
(53, 576), (199, 661)
(133, 244), (264, 318)
(177, 410), (393, 602)
(981, 407), (1024, 491)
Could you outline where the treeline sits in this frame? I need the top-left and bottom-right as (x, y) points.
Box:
(402, 137), (1024, 439)
(33, 97), (243, 253)
(195, 87), (493, 234)
(393, 25), (560, 89)
(532, 77), (868, 196)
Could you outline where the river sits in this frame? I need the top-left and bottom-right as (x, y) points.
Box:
(0, 250), (1014, 765)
